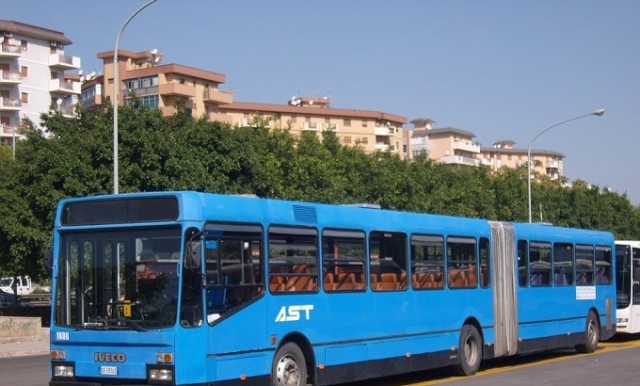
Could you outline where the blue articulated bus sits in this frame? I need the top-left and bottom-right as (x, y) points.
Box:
(49, 192), (616, 385)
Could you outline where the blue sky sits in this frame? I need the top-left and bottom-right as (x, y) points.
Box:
(5, 0), (640, 205)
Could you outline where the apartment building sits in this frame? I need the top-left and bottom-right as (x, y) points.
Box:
(89, 50), (407, 154)
(404, 119), (565, 179)
(480, 140), (564, 180)
(0, 20), (81, 146)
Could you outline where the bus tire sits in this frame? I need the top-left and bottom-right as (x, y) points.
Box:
(272, 342), (308, 386)
(452, 324), (482, 376)
(575, 311), (599, 353)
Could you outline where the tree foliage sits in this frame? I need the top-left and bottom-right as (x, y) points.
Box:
(1, 102), (639, 280)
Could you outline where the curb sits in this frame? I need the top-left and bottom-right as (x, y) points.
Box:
(0, 349), (49, 358)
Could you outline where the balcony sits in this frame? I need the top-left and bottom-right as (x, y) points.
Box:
(49, 79), (81, 95)
(302, 122), (319, 131)
(49, 53), (81, 70)
(158, 83), (196, 98)
(452, 141), (480, 153)
(323, 123), (339, 132)
(545, 160), (563, 169)
(375, 142), (390, 151)
(374, 125), (396, 136)
(479, 158), (492, 166)
(0, 97), (22, 111)
(440, 155), (480, 167)
(1, 124), (19, 137)
(202, 89), (232, 104)
(58, 105), (75, 118)
(0, 43), (21, 58)
(0, 70), (21, 84)
(126, 86), (159, 97)
(81, 94), (102, 109)
(207, 112), (233, 124)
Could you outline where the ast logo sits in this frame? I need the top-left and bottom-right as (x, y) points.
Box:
(275, 305), (314, 322)
(94, 352), (127, 363)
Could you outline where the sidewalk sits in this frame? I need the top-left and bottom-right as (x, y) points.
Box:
(0, 327), (49, 358)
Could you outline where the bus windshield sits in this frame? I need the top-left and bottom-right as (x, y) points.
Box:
(54, 227), (181, 330)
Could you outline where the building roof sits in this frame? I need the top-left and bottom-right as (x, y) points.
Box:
(425, 127), (476, 138)
(0, 20), (72, 45)
(410, 117), (436, 125)
(480, 146), (564, 158)
(220, 101), (408, 124)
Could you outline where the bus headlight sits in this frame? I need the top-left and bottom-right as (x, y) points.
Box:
(617, 318), (628, 323)
(53, 363), (75, 377)
(148, 364), (174, 384)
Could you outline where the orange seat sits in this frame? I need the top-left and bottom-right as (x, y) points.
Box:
(449, 269), (466, 288)
(324, 272), (336, 291)
(377, 273), (399, 290)
(336, 273), (355, 290)
(269, 276), (286, 292)
(399, 272), (407, 289)
(467, 265), (477, 287)
(433, 272), (444, 288)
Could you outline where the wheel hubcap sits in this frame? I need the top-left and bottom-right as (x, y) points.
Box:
(275, 354), (300, 386)
(465, 336), (478, 365)
(588, 319), (598, 344)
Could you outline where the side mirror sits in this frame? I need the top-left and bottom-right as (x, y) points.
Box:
(44, 249), (53, 275)
(185, 241), (201, 270)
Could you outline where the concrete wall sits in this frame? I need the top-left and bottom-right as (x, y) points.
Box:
(0, 316), (42, 342)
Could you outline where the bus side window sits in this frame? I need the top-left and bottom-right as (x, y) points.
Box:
(322, 228), (366, 292)
(530, 241), (552, 286)
(518, 240), (528, 287)
(553, 242), (574, 286)
(595, 245), (612, 285)
(575, 244), (594, 286)
(479, 237), (490, 288)
(410, 234), (444, 290)
(369, 231), (407, 292)
(268, 225), (319, 294)
(446, 236), (477, 289)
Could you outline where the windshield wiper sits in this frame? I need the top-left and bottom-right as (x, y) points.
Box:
(113, 318), (147, 332)
(78, 318), (147, 332)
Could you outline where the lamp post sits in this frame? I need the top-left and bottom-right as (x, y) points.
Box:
(113, 0), (157, 194)
(527, 109), (605, 223)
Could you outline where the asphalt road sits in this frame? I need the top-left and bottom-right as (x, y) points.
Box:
(2, 335), (640, 386)
(0, 354), (49, 386)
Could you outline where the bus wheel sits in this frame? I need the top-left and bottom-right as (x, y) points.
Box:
(576, 311), (599, 353)
(272, 342), (308, 386)
(452, 324), (482, 376)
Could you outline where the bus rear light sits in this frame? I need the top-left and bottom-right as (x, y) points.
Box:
(156, 352), (174, 364)
(51, 350), (66, 360)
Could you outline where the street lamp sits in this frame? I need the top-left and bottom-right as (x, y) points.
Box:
(527, 109), (605, 223)
(113, 0), (157, 194)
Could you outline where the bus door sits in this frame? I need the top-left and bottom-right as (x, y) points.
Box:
(489, 221), (518, 357)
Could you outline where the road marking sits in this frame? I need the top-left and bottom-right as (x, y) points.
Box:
(400, 340), (640, 386)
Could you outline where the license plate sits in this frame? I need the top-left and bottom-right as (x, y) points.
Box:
(100, 366), (118, 375)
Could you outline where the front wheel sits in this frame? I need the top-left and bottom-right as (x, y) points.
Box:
(272, 342), (308, 386)
(452, 324), (482, 376)
(575, 311), (600, 353)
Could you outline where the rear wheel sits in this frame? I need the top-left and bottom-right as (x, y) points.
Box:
(452, 324), (482, 376)
(272, 342), (308, 386)
(576, 311), (599, 353)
